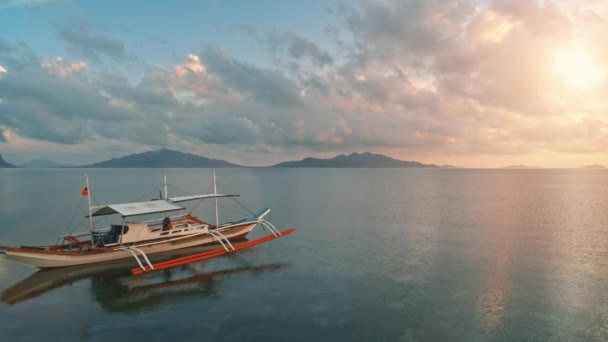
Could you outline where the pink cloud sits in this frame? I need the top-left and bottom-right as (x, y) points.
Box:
(40, 57), (87, 77)
(169, 54), (235, 104)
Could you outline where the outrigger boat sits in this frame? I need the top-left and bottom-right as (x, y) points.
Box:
(0, 173), (294, 272)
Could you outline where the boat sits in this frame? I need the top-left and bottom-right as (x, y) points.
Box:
(0, 173), (293, 271)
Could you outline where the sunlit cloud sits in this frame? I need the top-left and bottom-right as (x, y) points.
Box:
(2, 127), (12, 141)
(40, 57), (87, 77)
(468, 9), (518, 44)
(175, 54), (206, 76)
(553, 44), (606, 89)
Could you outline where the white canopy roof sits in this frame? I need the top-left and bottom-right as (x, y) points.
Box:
(91, 200), (185, 217)
(168, 194), (239, 203)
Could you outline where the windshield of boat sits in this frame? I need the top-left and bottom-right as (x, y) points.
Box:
(110, 225), (129, 235)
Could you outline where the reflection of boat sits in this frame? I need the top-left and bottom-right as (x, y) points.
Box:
(0, 174), (290, 270)
(2, 243), (288, 307)
(100, 263), (287, 313)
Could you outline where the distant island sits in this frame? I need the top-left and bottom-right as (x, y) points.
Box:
(0, 153), (17, 168)
(9, 149), (604, 169)
(500, 164), (542, 169)
(272, 152), (437, 168)
(81, 148), (240, 168)
(20, 159), (71, 168)
(581, 164), (606, 169)
(84, 150), (440, 168)
(2, 149), (447, 168)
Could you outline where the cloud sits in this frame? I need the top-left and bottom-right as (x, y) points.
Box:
(285, 33), (333, 67)
(248, 29), (334, 70)
(177, 54), (206, 74)
(0, 48), (138, 145)
(0, 127), (8, 142)
(170, 54), (234, 104)
(0, 38), (10, 53)
(199, 47), (303, 107)
(467, 9), (518, 44)
(40, 57), (87, 77)
(57, 22), (126, 62)
(347, 0), (473, 68)
(3, 0), (608, 166)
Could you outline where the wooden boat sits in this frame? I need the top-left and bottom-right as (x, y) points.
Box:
(0, 173), (290, 270)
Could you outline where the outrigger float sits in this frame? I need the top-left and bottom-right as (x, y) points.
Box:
(0, 173), (294, 274)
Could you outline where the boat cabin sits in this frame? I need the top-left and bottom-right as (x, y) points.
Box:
(88, 198), (227, 247)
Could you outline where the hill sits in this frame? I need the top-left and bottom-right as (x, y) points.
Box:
(0, 153), (17, 168)
(20, 159), (71, 168)
(272, 152), (437, 168)
(83, 148), (240, 168)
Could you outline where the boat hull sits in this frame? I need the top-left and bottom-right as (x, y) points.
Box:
(3, 223), (256, 269)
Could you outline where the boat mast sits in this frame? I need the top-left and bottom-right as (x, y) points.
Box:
(85, 173), (94, 232)
(163, 174), (169, 219)
(163, 174), (168, 200)
(214, 171), (219, 229)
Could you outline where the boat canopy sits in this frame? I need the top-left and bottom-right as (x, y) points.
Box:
(91, 200), (185, 217)
(168, 194), (239, 203)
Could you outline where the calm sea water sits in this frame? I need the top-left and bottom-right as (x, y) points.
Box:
(1, 168), (608, 341)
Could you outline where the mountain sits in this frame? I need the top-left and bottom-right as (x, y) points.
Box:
(20, 159), (71, 168)
(581, 164), (606, 169)
(0, 153), (17, 168)
(272, 152), (437, 168)
(83, 148), (241, 168)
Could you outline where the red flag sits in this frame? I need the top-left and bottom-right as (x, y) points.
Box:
(81, 187), (88, 196)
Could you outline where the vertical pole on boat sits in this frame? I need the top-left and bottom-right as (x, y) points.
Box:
(214, 171), (219, 229)
(163, 174), (169, 220)
(119, 217), (126, 245)
(163, 174), (168, 200)
(85, 173), (94, 232)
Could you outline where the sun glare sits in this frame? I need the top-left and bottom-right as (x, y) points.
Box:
(553, 47), (605, 89)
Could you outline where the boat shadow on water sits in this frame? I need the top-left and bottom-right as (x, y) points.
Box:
(2, 244), (289, 311)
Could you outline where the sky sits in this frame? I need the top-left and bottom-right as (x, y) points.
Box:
(1, 0), (608, 167)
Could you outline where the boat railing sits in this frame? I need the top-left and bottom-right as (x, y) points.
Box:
(56, 228), (111, 245)
(143, 213), (187, 224)
(59, 228), (110, 239)
(145, 214), (207, 229)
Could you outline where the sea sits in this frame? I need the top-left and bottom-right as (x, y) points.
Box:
(1, 168), (607, 341)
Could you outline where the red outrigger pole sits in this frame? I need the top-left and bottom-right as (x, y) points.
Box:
(131, 228), (296, 275)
